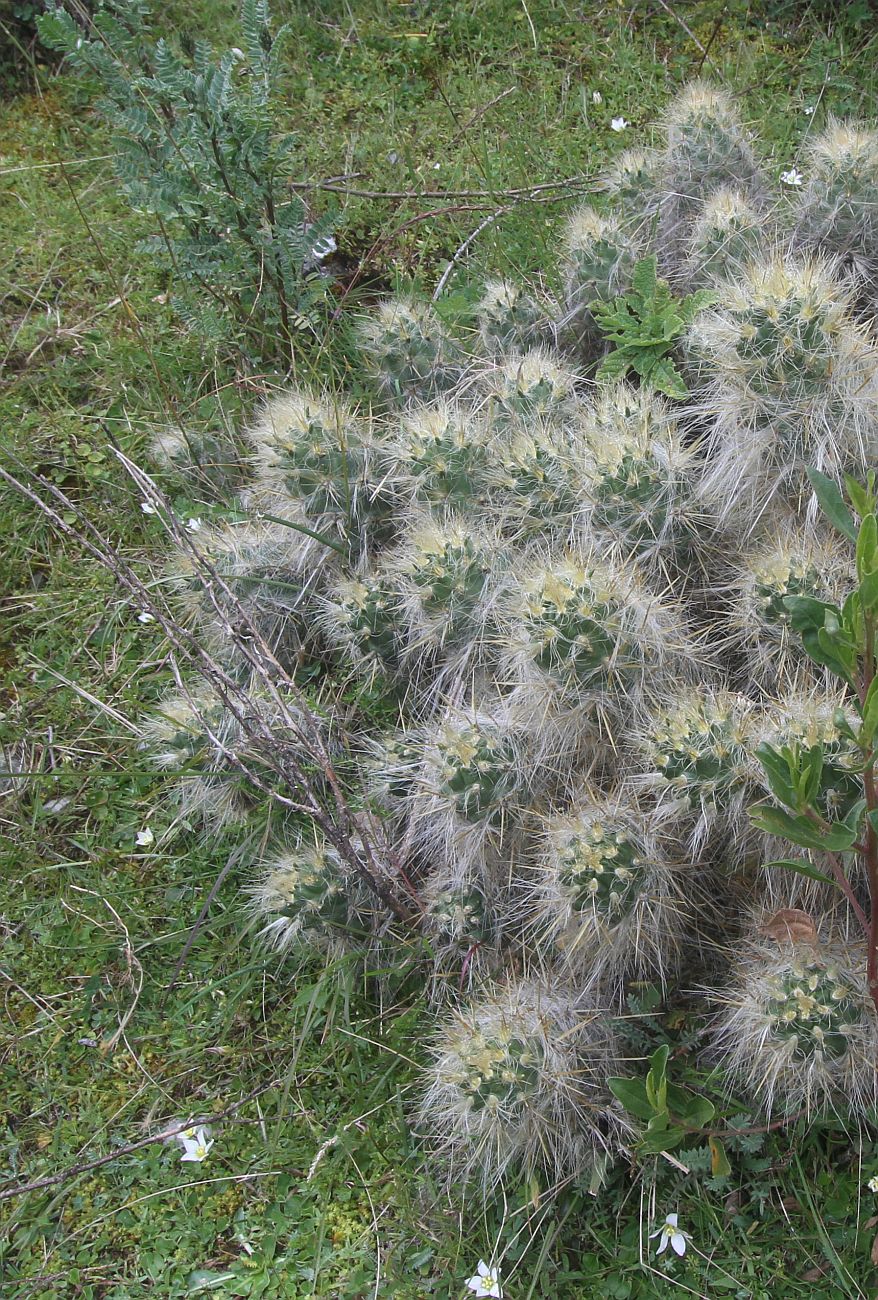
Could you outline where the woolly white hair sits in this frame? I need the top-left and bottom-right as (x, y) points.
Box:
(690, 254), (878, 528)
(516, 787), (697, 1000)
(706, 916), (878, 1119)
(418, 976), (624, 1192)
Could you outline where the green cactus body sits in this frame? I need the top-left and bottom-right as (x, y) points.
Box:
(556, 821), (644, 918)
(435, 723), (517, 823)
(520, 562), (637, 689)
(647, 693), (753, 812)
(765, 962), (859, 1059)
(734, 294), (837, 401)
(752, 557), (824, 628)
(490, 349), (578, 429)
(492, 430), (581, 529)
(477, 280), (545, 354)
(688, 187), (761, 283)
(763, 699), (862, 822)
(665, 84), (761, 202)
(600, 149), (663, 224)
(564, 207), (637, 324)
(457, 1031), (544, 1113)
(333, 574), (402, 671)
(360, 298), (459, 404)
(797, 123), (878, 267)
(272, 849), (349, 932)
(401, 526), (491, 629)
(578, 386), (697, 558)
(401, 405), (489, 507)
(252, 392), (365, 520)
(428, 886), (490, 946)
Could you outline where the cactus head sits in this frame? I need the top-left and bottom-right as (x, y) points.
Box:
(385, 514), (504, 659)
(476, 279), (547, 355)
(708, 927), (877, 1117)
(249, 839), (369, 954)
(419, 978), (620, 1190)
(757, 692), (861, 823)
(562, 206), (637, 353)
(663, 81), (762, 201)
(795, 120), (878, 275)
(577, 385), (702, 562)
(599, 149), (663, 227)
(322, 570), (405, 681)
(247, 390), (369, 527)
(526, 797), (689, 993)
(397, 402), (489, 508)
(488, 422), (582, 537)
(486, 347), (579, 430)
(358, 297), (460, 405)
(731, 522), (854, 687)
(641, 689), (755, 827)
(686, 186), (762, 285)
(432, 714), (519, 825)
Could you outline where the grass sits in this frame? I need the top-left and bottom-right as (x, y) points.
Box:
(4, 0), (878, 1295)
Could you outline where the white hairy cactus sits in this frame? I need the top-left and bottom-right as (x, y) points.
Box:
(358, 296), (461, 405)
(576, 384), (705, 570)
(248, 836), (373, 955)
(638, 687), (758, 850)
(496, 545), (693, 759)
(404, 700), (535, 879)
(690, 255), (878, 525)
(685, 186), (764, 287)
(418, 977), (623, 1191)
(562, 206), (639, 355)
(476, 279), (549, 355)
(707, 920), (878, 1118)
(521, 791), (694, 997)
(392, 400), (491, 509)
(727, 521), (855, 689)
(793, 119), (878, 281)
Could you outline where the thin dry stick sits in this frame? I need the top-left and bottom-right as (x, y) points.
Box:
(0, 1082), (279, 1203)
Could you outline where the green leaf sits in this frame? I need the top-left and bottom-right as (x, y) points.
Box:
(857, 514), (878, 582)
(762, 858), (836, 886)
(807, 468), (857, 541)
(666, 1085), (715, 1129)
(755, 742), (798, 808)
(844, 474), (874, 520)
(608, 1076), (655, 1121)
(749, 804), (857, 851)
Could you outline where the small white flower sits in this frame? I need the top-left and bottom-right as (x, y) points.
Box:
(592, 90), (603, 105)
(179, 1125), (213, 1163)
(781, 167), (803, 186)
(804, 105), (815, 115)
(230, 47), (245, 59)
(466, 1260), (501, 1298)
(135, 827), (154, 847)
(140, 500), (157, 515)
(650, 1212), (688, 1257)
(433, 162), (441, 170)
(610, 116), (629, 132)
(868, 1175), (878, 1192)
(137, 611), (155, 624)
(185, 517), (202, 533)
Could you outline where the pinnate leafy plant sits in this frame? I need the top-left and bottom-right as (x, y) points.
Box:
(590, 254), (713, 397)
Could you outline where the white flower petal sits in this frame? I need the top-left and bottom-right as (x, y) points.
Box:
(655, 1234), (668, 1255)
(670, 1231), (687, 1256)
(135, 828), (154, 847)
(140, 500), (157, 515)
(610, 116), (629, 132)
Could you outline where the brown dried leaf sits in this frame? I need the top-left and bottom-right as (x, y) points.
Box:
(760, 909), (819, 946)
(802, 1265), (827, 1282)
(871, 1230), (878, 1267)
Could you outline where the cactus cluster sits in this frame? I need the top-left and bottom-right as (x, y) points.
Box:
(148, 82), (878, 1200)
